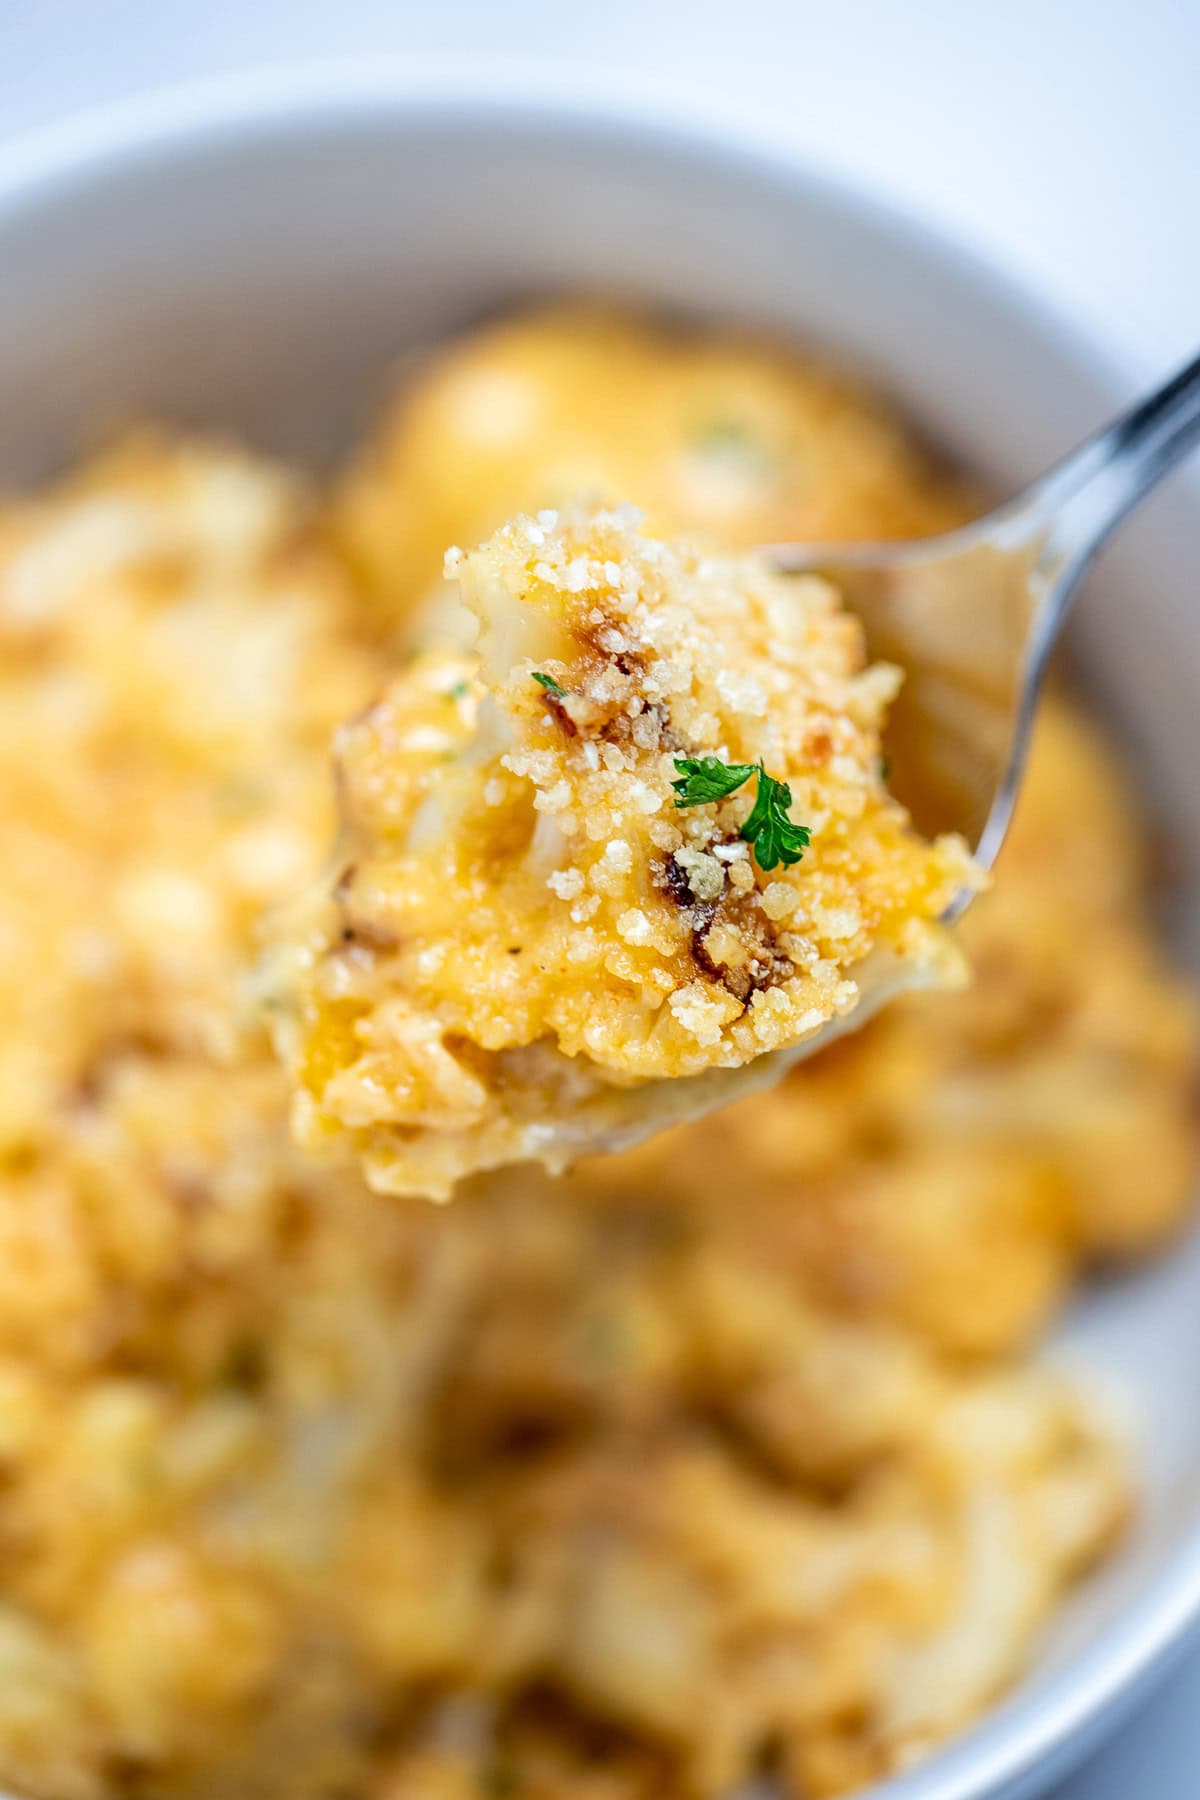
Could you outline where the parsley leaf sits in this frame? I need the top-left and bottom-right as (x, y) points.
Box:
(531, 670), (567, 699)
(671, 756), (811, 871)
(738, 769), (811, 870)
(670, 756), (758, 807)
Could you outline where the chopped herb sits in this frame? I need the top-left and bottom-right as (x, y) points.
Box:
(878, 754), (892, 784)
(738, 769), (811, 870)
(445, 679), (470, 700)
(671, 756), (759, 807)
(531, 671), (567, 699)
(671, 755), (811, 872)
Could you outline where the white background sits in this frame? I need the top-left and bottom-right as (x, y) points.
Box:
(1, 2), (1197, 1794)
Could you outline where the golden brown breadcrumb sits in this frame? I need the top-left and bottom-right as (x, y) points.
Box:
(271, 505), (975, 1197)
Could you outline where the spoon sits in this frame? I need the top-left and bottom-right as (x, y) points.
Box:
(768, 350), (1200, 918)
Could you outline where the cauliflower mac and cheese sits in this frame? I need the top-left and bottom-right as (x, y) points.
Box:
(0, 303), (1193, 1800)
(274, 506), (973, 1197)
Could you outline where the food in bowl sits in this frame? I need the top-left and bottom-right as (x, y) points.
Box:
(271, 504), (973, 1198)
(0, 302), (1193, 1800)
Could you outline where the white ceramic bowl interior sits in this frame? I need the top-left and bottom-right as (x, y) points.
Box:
(0, 67), (1196, 1800)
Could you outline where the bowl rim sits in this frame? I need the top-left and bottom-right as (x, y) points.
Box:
(0, 56), (1197, 1800)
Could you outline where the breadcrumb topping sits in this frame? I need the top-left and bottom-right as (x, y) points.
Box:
(271, 505), (977, 1197)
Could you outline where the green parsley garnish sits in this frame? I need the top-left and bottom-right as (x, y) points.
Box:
(671, 755), (811, 872)
(445, 679), (470, 700)
(738, 770), (811, 870)
(670, 757), (759, 806)
(531, 670), (567, 699)
(878, 754), (892, 784)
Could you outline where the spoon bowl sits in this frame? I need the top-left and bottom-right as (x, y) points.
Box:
(770, 350), (1200, 912)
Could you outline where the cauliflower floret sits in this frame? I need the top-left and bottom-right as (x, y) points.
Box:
(269, 505), (977, 1198)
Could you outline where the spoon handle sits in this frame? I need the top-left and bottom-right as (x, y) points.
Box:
(1028, 349), (1200, 581)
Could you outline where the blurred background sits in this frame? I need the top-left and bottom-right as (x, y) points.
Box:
(1, 2), (1196, 1794)
(2, 0), (1196, 382)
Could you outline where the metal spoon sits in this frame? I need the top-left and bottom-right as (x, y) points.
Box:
(768, 351), (1200, 918)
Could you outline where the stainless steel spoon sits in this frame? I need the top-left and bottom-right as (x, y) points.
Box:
(768, 351), (1200, 917)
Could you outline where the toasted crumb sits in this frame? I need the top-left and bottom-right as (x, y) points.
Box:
(269, 505), (976, 1197)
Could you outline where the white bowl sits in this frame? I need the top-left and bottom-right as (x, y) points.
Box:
(0, 63), (1197, 1800)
